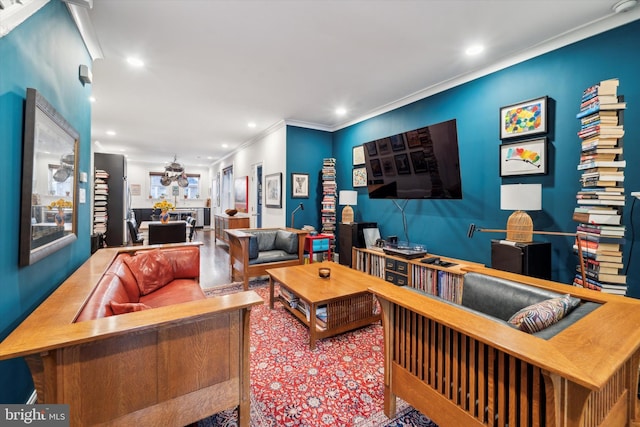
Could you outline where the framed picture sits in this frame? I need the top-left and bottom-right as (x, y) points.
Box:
(381, 157), (395, 176)
(500, 137), (548, 177)
(352, 145), (365, 165)
(234, 176), (248, 212)
(353, 167), (367, 187)
(265, 172), (282, 208)
(394, 153), (411, 174)
(406, 130), (421, 148)
(499, 96), (548, 140)
(291, 173), (309, 198)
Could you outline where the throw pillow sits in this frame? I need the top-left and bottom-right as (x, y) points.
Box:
(508, 294), (577, 334)
(257, 230), (278, 251)
(110, 301), (152, 315)
(248, 235), (259, 259)
(123, 249), (174, 295)
(275, 230), (298, 254)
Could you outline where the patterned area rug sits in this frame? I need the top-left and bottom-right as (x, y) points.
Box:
(199, 280), (437, 427)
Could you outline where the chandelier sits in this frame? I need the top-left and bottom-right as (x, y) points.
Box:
(161, 155), (188, 187)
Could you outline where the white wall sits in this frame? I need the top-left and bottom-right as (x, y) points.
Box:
(211, 122), (287, 228)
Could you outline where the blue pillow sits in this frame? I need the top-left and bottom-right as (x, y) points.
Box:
(248, 235), (259, 259)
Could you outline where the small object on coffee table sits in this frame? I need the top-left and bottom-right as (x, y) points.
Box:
(318, 267), (331, 278)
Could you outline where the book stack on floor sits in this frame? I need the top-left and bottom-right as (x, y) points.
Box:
(573, 78), (627, 295)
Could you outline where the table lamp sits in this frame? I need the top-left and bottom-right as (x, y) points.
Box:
(339, 190), (358, 223)
(500, 184), (542, 243)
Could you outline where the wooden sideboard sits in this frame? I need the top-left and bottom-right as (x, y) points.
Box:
(214, 213), (250, 244)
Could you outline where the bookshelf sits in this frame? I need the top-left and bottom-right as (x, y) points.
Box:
(320, 158), (337, 255)
(573, 78), (627, 295)
(352, 247), (482, 304)
(93, 169), (109, 238)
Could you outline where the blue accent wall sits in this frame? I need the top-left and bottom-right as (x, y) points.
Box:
(286, 126), (333, 230)
(0, 1), (92, 403)
(332, 20), (640, 294)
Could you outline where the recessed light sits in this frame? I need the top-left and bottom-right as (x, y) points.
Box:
(335, 107), (347, 116)
(106, 130), (116, 136)
(89, 96), (96, 103)
(126, 57), (145, 68)
(248, 122), (256, 128)
(465, 44), (484, 56)
(222, 144), (229, 148)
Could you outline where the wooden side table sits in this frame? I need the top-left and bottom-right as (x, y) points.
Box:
(304, 234), (332, 263)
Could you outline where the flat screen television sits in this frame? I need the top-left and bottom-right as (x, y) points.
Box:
(363, 118), (462, 199)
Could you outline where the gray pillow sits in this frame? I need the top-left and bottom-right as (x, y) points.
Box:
(257, 231), (278, 251)
(275, 230), (298, 254)
(248, 235), (259, 259)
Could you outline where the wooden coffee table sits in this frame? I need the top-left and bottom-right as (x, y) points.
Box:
(266, 261), (380, 350)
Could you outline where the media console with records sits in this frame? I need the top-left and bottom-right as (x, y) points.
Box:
(382, 246), (427, 259)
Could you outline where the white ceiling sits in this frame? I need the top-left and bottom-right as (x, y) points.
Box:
(85, 0), (640, 168)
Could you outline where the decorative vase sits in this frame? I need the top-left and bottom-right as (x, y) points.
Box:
(160, 210), (170, 223)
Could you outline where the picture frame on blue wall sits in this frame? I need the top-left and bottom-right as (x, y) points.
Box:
(352, 145), (365, 166)
(291, 173), (309, 198)
(499, 96), (548, 140)
(353, 167), (367, 187)
(499, 137), (548, 177)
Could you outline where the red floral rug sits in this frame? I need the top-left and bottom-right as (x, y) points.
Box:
(198, 282), (437, 427)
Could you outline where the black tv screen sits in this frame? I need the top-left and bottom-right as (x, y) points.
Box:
(363, 119), (462, 199)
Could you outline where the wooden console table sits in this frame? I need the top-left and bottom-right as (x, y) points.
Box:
(266, 262), (380, 350)
(214, 213), (250, 244)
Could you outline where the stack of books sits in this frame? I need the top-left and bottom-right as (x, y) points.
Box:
(93, 170), (109, 235)
(321, 158), (337, 242)
(573, 79), (627, 295)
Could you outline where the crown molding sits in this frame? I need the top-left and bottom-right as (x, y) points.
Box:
(0, 0), (49, 38)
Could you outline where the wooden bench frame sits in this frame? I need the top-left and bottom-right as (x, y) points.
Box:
(0, 243), (263, 427)
(368, 266), (640, 427)
(226, 228), (308, 290)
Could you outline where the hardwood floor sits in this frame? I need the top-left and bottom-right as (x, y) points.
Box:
(193, 228), (234, 288)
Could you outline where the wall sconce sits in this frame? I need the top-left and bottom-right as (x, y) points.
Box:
(79, 64), (92, 85)
(339, 190), (357, 223)
(500, 184), (542, 243)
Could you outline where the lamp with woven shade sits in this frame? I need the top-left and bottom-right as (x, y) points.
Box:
(339, 190), (358, 223)
(500, 184), (542, 243)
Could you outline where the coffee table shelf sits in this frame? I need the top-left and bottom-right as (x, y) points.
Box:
(267, 262), (380, 350)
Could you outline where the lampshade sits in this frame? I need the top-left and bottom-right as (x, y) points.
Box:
(339, 190), (358, 223)
(500, 184), (542, 211)
(339, 190), (358, 206)
(500, 184), (542, 243)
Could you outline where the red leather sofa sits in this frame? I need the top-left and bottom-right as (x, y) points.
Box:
(76, 244), (204, 321)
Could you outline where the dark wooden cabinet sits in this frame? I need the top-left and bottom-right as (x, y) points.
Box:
(214, 214), (250, 244)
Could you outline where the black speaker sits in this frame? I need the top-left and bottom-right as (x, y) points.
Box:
(491, 240), (551, 280)
(338, 222), (378, 267)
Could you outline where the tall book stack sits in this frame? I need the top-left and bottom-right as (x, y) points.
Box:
(572, 78), (627, 295)
(321, 158), (337, 247)
(93, 169), (109, 236)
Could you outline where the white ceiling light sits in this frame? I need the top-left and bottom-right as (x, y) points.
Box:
(248, 122), (256, 128)
(612, 0), (637, 13)
(335, 107), (347, 116)
(89, 96), (96, 103)
(126, 56), (145, 68)
(465, 44), (484, 56)
(106, 130), (116, 136)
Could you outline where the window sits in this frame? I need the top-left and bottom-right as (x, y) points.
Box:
(149, 172), (200, 199)
(149, 173), (169, 199)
